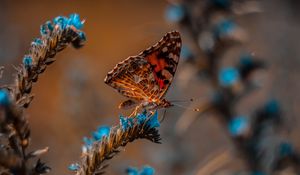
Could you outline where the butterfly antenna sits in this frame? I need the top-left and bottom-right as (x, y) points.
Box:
(172, 102), (202, 112)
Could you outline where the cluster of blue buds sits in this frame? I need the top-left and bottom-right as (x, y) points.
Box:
(218, 67), (240, 87)
(127, 165), (155, 175)
(83, 125), (111, 149)
(165, 3), (185, 22)
(119, 111), (160, 131)
(40, 13), (85, 36)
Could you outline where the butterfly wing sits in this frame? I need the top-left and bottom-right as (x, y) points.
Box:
(104, 31), (181, 101)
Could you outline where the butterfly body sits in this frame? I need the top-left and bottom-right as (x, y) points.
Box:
(104, 31), (181, 115)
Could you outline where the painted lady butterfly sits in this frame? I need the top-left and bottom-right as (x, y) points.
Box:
(104, 31), (181, 115)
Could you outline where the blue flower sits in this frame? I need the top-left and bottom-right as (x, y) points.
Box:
(228, 116), (248, 136)
(165, 4), (185, 22)
(140, 166), (155, 175)
(219, 67), (240, 87)
(279, 142), (293, 157)
(68, 13), (84, 30)
(146, 111), (160, 128)
(23, 56), (33, 68)
(68, 163), (80, 171)
(0, 90), (10, 106)
(53, 16), (68, 29)
(214, 19), (236, 38)
(93, 126), (110, 141)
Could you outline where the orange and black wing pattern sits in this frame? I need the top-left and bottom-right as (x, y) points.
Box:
(104, 31), (181, 101)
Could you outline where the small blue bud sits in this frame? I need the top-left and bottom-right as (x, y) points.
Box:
(46, 21), (54, 32)
(54, 16), (68, 29)
(219, 67), (240, 87)
(69, 13), (84, 30)
(0, 90), (10, 106)
(23, 56), (33, 67)
(92, 126), (110, 141)
(40, 24), (48, 36)
(165, 4), (185, 22)
(68, 163), (80, 171)
(137, 113), (147, 125)
(146, 111), (160, 128)
(83, 137), (93, 147)
(120, 116), (129, 131)
(78, 32), (86, 41)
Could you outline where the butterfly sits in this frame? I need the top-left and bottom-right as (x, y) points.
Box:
(104, 31), (181, 116)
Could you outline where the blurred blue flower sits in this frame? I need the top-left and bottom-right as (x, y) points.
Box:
(239, 53), (253, 67)
(23, 56), (33, 67)
(54, 16), (68, 29)
(0, 90), (10, 106)
(265, 100), (280, 115)
(219, 67), (240, 87)
(181, 45), (193, 60)
(68, 13), (84, 30)
(214, 19), (236, 38)
(140, 166), (155, 175)
(127, 166), (155, 175)
(146, 111), (160, 128)
(279, 142), (293, 157)
(251, 171), (266, 175)
(212, 0), (231, 8)
(68, 163), (80, 171)
(127, 167), (139, 175)
(228, 116), (248, 136)
(165, 4), (185, 22)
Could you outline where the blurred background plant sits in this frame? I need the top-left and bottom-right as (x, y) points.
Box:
(1, 0), (300, 175)
(165, 0), (300, 174)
